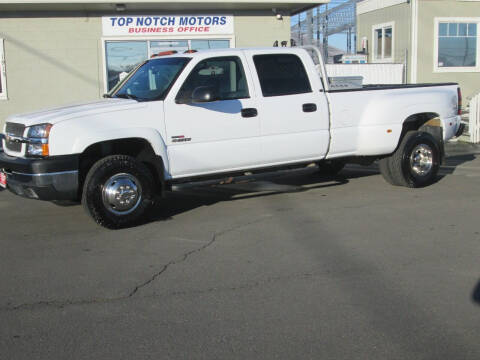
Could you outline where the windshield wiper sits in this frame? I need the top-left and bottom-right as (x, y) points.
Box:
(115, 93), (142, 101)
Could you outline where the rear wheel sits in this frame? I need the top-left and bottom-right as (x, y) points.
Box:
(378, 157), (396, 185)
(379, 131), (441, 188)
(82, 155), (155, 229)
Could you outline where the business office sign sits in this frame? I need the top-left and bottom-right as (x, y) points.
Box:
(102, 15), (234, 36)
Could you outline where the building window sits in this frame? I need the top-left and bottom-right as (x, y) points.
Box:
(104, 38), (231, 92)
(106, 41), (148, 91)
(435, 18), (480, 72)
(372, 22), (394, 62)
(0, 39), (7, 100)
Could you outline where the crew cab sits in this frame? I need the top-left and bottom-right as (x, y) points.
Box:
(0, 46), (464, 228)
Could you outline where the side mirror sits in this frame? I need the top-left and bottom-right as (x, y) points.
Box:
(191, 86), (218, 103)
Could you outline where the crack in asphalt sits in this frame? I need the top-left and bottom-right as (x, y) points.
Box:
(1, 216), (271, 312)
(144, 265), (380, 300)
(126, 234), (217, 299)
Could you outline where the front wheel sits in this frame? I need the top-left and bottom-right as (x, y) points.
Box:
(379, 130), (441, 188)
(82, 155), (155, 229)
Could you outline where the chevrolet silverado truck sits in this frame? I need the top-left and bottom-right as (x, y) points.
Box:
(0, 46), (464, 228)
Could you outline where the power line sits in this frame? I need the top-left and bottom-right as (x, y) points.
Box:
(291, 0), (360, 59)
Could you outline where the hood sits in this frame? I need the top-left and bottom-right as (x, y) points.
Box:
(5, 99), (146, 128)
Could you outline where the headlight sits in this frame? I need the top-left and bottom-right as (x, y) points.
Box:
(27, 143), (48, 157)
(26, 123), (52, 157)
(27, 124), (52, 138)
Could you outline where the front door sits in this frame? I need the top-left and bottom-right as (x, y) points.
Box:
(164, 54), (261, 178)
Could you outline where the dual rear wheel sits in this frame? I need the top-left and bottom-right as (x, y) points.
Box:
(379, 130), (441, 188)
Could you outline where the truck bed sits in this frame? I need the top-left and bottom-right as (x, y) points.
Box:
(328, 82), (458, 93)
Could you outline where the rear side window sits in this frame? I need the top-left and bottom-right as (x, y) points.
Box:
(253, 54), (312, 97)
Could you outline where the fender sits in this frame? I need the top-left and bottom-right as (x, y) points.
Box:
(50, 126), (171, 178)
(354, 87), (457, 156)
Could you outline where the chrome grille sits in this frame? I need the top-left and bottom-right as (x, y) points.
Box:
(5, 122), (25, 152)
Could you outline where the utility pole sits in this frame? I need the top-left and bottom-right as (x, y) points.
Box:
(323, 3), (328, 61)
(298, 14), (302, 45)
(354, 0), (358, 53)
(306, 9), (313, 46)
(347, 27), (352, 54)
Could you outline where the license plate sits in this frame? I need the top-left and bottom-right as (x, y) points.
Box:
(0, 171), (6, 188)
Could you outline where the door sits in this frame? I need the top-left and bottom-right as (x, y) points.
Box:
(164, 55), (261, 177)
(245, 51), (330, 164)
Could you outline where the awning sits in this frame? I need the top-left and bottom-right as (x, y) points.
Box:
(0, 0), (329, 15)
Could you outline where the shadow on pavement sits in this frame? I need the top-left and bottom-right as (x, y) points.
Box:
(443, 142), (480, 171)
(472, 280), (480, 306)
(146, 167), (376, 223)
(441, 153), (477, 175)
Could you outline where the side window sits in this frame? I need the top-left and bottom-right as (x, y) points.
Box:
(0, 39), (7, 100)
(253, 54), (312, 97)
(176, 56), (249, 102)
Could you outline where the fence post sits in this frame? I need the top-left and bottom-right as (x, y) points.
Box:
(470, 94), (480, 144)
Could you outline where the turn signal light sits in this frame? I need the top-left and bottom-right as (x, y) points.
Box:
(42, 144), (49, 156)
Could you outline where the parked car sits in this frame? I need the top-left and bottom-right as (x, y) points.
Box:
(0, 46), (464, 228)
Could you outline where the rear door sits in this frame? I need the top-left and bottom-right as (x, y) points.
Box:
(163, 54), (261, 178)
(244, 51), (330, 165)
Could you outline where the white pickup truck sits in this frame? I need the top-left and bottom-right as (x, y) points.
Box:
(1, 46), (464, 228)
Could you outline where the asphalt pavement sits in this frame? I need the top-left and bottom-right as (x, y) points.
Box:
(1, 142), (480, 359)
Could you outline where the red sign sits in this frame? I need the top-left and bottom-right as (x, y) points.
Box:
(0, 171), (6, 188)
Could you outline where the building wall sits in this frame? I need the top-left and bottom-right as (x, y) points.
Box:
(357, 2), (411, 67)
(0, 14), (103, 128)
(0, 11), (290, 128)
(234, 11), (291, 48)
(416, 0), (480, 99)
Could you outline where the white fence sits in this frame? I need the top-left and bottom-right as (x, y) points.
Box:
(326, 63), (405, 84)
(470, 93), (480, 144)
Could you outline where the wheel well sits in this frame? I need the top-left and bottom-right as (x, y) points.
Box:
(395, 112), (444, 160)
(399, 112), (443, 145)
(401, 113), (440, 134)
(78, 138), (165, 198)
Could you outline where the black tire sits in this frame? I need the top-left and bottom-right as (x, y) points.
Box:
(318, 159), (346, 176)
(82, 155), (155, 229)
(378, 157), (397, 185)
(380, 131), (441, 188)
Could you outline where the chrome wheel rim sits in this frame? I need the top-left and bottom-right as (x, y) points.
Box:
(409, 144), (433, 176)
(102, 173), (142, 215)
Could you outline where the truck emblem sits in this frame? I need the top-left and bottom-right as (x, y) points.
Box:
(171, 135), (192, 143)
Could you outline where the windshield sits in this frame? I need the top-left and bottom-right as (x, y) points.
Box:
(113, 57), (190, 101)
